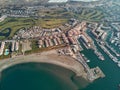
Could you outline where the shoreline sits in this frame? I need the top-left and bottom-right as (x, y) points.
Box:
(0, 50), (88, 81)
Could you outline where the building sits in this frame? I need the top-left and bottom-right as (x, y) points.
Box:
(53, 38), (58, 45)
(15, 42), (19, 51)
(63, 37), (69, 44)
(38, 40), (43, 48)
(0, 15), (7, 22)
(68, 37), (77, 45)
(48, 39), (53, 46)
(101, 32), (107, 40)
(0, 42), (5, 56)
(79, 35), (91, 47)
(11, 42), (15, 52)
(45, 40), (49, 47)
(56, 38), (61, 45)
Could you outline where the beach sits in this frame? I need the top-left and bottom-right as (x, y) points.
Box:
(0, 50), (88, 81)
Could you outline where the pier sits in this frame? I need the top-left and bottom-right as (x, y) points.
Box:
(76, 52), (105, 82)
(76, 53), (95, 81)
(97, 42), (119, 63)
(76, 37), (83, 51)
(91, 40), (105, 61)
(94, 50), (105, 61)
(105, 43), (120, 57)
(91, 67), (105, 79)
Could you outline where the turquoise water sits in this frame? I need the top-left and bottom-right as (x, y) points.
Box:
(1, 29), (120, 90)
(81, 49), (120, 90)
(1, 43), (120, 90)
(106, 30), (120, 54)
(81, 30), (120, 90)
(4, 49), (9, 56)
(1, 46), (120, 90)
(0, 63), (88, 90)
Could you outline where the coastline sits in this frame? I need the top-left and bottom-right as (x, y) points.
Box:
(0, 50), (88, 81)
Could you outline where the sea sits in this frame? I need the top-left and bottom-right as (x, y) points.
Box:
(0, 30), (120, 90)
(0, 63), (89, 90)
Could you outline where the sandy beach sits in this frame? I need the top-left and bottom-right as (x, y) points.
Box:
(0, 50), (88, 80)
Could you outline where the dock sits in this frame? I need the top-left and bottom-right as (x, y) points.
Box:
(105, 43), (120, 57)
(94, 50), (105, 60)
(91, 66), (105, 79)
(97, 42), (119, 63)
(76, 37), (83, 51)
(76, 52), (105, 82)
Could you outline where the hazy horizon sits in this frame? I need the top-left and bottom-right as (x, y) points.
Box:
(49, 0), (99, 3)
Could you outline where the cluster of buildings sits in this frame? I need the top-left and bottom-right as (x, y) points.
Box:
(38, 21), (93, 50)
(0, 41), (19, 56)
(110, 23), (120, 50)
(2, 8), (37, 17)
(0, 15), (7, 22)
(68, 22), (93, 48)
(38, 33), (68, 48)
(0, 0), (106, 19)
(14, 18), (78, 39)
(90, 23), (107, 40)
(15, 26), (43, 39)
(11, 41), (19, 52)
(102, 3), (120, 22)
(14, 26), (64, 39)
(0, 42), (5, 55)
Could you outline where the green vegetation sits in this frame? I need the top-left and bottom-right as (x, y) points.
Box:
(31, 40), (39, 50)
(0, 54), (11, 60)
(25, 44), (66, 55)
(24, 40), (66, 55)
(0, 42), (11, 60)
(0, 36), (6, 40)
(38, 8), (74, 19)
(1, 28), (10, 33)
(35, 18), (68, 29)
(0, 16), (68, 40)
(0, 28), (11, 40)
(75, 8), (104, 22)
(0, 17), (35, 39)
(0, 8), (104, 40)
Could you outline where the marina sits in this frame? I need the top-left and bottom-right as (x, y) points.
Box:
(80, 30), (120, 89)
(81, 45), (120, 90)
(118, 62), (120, 67)
(94, 50), (105, 61)
(105, 42), (120, 57)
(0, 0), (120, 90)
(97, 42), (118, 63)
(86, 29), (120, 67)
(76, 52), (105, 82)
